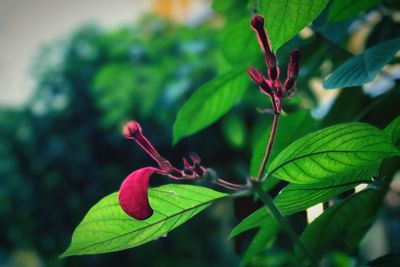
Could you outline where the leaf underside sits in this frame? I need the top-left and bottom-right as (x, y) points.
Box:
(328, 0), (381, 22)
(323, 38), (400, 89)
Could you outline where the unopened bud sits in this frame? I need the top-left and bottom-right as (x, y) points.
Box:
(268, 66), (278, 81)
(251, 15), (273, 56)
(288, 49), (301, 78)
(248, 67), (272, 95)
(123, 120), (142, 139)
(248, 67), (264, 85)
(250, 15), (264, 31)
(284, 78), (296, 92)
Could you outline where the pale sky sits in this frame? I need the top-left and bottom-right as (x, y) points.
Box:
(0, 0), (151, 107)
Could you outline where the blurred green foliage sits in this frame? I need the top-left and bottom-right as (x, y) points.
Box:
(0, 16), (240, 267)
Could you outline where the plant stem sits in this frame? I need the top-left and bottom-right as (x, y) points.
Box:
(253, 182), (318, 266)
(256, 112), (279, 181)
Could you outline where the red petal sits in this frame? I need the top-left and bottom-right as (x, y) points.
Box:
(118, 167), (159, 220)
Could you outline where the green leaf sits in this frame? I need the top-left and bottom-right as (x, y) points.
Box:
(61, 184), (226, 257)
(268, 123), (400, 184)
(328, 0), (381, 22)
(259, 0), (329, 51)
(299, 189), (384, 261)
(222, 18), (260, 65)
(384, 115), (400, 145)
(221, 114), (246, 148)
(173, 70), (248, 144)
(250, 110), (316, 176)
(230, 161), (381, 238)
(271, 170), (374, 214)
(230, 178), (359, 238)
(323, 38), (400, 89)
(327, 251), (354, 267)
(241, 221), (280, 267)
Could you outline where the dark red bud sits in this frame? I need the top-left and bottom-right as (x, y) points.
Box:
(265, 54), (277, 69)
(248, 67), (264, 85)
(268, 66), (278, 81)
(119, 167), (158, 220)
(251, 15), (264, 30)
(251, 15), (273, 56)
(122, 121), (167, 166)
(288, 49), (301, 78)
(282, 49), (301, 94)
(284, 78), (296, 92)
(248, 67), (273, 95)
(123, 120), (142, 139)
(290, 49), (301, 61)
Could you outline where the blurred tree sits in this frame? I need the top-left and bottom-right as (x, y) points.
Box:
(0, 16), (240, 267)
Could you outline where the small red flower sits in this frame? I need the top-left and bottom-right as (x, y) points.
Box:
(118, 121), (206, 220)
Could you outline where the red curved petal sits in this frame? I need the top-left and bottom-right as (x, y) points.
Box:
(118, 167), (159, 220)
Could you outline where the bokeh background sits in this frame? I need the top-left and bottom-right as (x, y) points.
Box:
(1, 0), (400, 266)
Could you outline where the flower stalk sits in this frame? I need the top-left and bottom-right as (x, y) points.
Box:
(256, 112), (279, 181)
(248, 14), (317, 265)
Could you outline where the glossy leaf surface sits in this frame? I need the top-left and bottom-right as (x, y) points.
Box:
(62, 185), (226, 256)
(259, 0), (329, 51)
(268, 123), (400, 184)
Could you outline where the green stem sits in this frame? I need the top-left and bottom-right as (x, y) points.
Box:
(256, 112), (279, 181)
(253, 182), (318, 266)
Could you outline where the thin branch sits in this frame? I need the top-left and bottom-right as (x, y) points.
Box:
(256, 111), (280, 181)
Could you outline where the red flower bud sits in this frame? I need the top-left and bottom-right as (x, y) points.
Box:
(250, 16), (273, 56)
(268, 65), (279, 81)
(123, 120), (142, 139)
(122, 121), (166, 165)
(251, 15), (278, 81)
(248, 67), (264, 85)
(283, 49), (301, 95)
(287, 49), (301, 79)
(248, 67), (272, 95)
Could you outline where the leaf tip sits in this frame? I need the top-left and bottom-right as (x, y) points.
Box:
(172, 132), (180, 146)
(59, 248), (72, 259)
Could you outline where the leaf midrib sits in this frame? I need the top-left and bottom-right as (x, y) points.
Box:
(268, 149), (393, 175)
